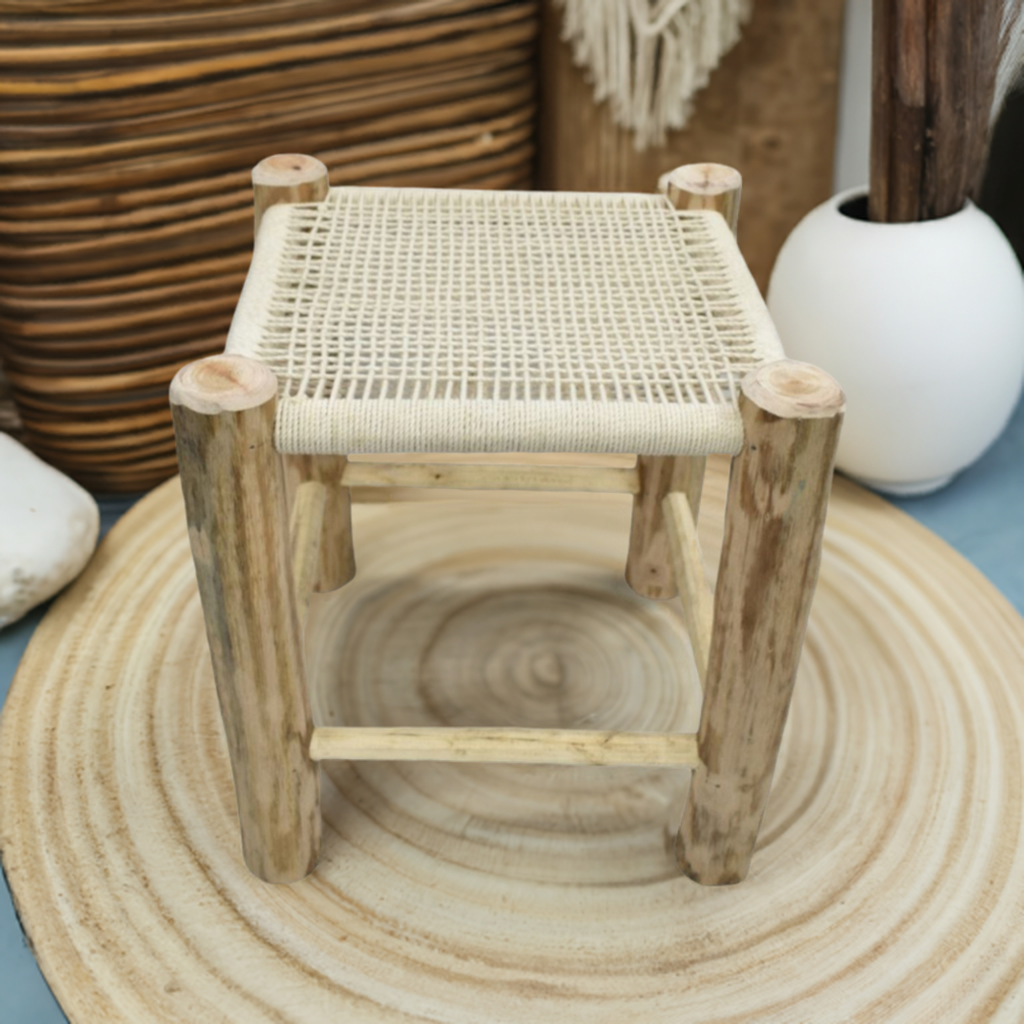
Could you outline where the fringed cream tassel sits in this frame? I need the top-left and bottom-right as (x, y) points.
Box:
(994, 0), (1024, 124)
(558, 0), (753, 150)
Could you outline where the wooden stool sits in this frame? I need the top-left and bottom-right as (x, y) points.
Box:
(170, 155), (844, 888)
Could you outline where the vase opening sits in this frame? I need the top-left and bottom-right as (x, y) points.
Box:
(838, 194), (870, 221)
(838, 191), (970, 223)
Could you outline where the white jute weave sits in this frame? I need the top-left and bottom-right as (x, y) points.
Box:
(225, 187), (784, 456)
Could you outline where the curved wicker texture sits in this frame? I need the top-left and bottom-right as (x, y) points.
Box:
(0, 0), (538, 492)
(3, 458), (1024, 1021)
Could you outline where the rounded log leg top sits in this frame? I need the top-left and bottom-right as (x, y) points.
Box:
(252, 153), (329, 236)
(661, 163), (743, 233)
(742, 360), (846, 421)
(253, 153), (329, 189)
(170, 354), (278, 416)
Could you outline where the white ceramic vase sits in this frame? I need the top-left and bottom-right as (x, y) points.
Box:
(767, 188), (1024, 495)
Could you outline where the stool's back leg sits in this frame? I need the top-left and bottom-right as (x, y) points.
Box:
(253, 155), (354, 596)
(628, 163), (744, 602)
(661, 163), (742, 234)
(171, 355), (320, 884)
(677, 361), (845, 885)
(284, 455), (356, 594)
(252, 153), (329, 235)
(626, 456), (704, 600)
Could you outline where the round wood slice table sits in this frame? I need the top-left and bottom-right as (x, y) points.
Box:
(3, 458), (1024, 1022)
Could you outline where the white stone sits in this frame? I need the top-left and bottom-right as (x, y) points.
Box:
(0, 433), (100, 629)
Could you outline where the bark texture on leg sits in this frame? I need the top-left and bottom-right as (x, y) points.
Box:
(677, 360), (844, 884)
(171, 354), (320, 884)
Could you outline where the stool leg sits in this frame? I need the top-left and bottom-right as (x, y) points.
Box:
(660, 163), (742, 234)
(252, 153), (329, 236)
(676, 361), (845, 884)
(171, 354), (320, 884)
(629, 162), (742, 602)
(284, 455), (356, 593)
(626, 456), (704, 600)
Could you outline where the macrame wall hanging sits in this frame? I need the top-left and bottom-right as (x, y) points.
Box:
(557, 0), (754, 150)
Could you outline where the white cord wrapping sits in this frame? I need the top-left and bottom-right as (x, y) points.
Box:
(225, 187), (783, 456)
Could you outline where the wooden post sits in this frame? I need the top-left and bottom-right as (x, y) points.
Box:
(625, 456), (704, 600)
(626, 163), (741, 601)
(869, 0), (1002, 223)
(868, 0), (927, 223)
(170, 354), (320, 884)
(677, 360), (845, 885)
(661, 163), (742, 234)
(253, 154), (355, 593)
(284, 454), (356, 593)
(339, 461), (639, 494)
(309, 727), (700, 768)
(289, 479), (327, 619)
(662, 491), (714, 685)
(252, 153), (329, 236)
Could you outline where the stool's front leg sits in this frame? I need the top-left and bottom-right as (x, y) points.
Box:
(171, 355), (320, 884)
(677, 361), (845, 885)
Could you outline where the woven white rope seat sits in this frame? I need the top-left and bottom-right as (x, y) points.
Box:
(225, 186), (784, 456)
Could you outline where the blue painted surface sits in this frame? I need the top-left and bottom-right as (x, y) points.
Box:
(887, 394), (1024, 613)
(1, 498), (136, 1024)
(1, 413), (1022, 1021)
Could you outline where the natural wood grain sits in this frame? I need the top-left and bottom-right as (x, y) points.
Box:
(289, 480), (327, 619)
(0, 25), (537, 134)
(0, 58), (530, 156)
(0, 327), (230, 373)
(0, 5), (536, 98)
(25, 436), (177, 465)
(869, 0), (893, 223)
(870, 0), (1002, 222)
(12, 388), (178, 417)
(252, 153), (329, 236)
(0, 72), (532, 177)
(0, 88), (533, 201)
(627, 165), (729, 602)
(662, 491), (713, 685)
(170, 354), (320, 883)
(662, 163), (742, 234)
(0, 252), (251, 299)
(310, 727), (699, 767)
(4, 360), (195, 395)
(285, 455), (356, 594)
(536, 0), (844, 290)
(889, 0), (928, 223)
(0, 122), (532, 239)
(677, 362), (845, 885)
(0, 0), (473, 41)
(0, 0), (525, 67)
(0, 98), (530, 218)
(4, 460), (1024, 1020)
(17, 408), (171, 438)
(923, 0), (1001, 217)
(626, 456), (704, 601)
(342, 460), (640, 494)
